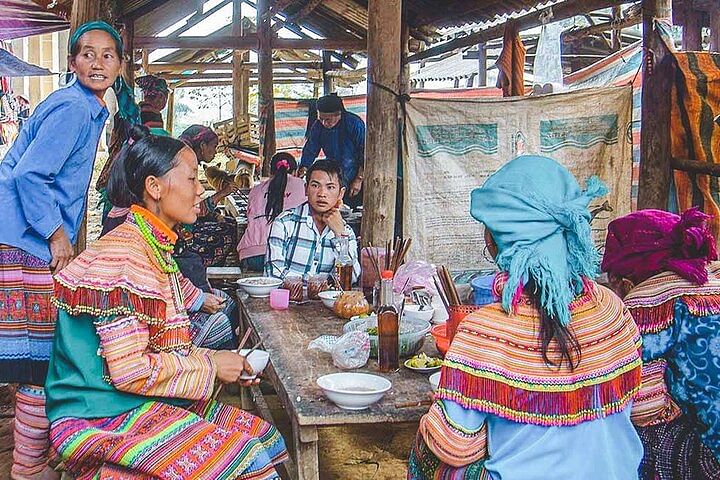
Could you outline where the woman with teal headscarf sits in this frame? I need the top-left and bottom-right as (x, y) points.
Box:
(409, 155), (645, 479)
(0, 20), (129, 480)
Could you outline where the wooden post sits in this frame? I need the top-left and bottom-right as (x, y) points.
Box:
(166, 89), (175, 134)
(70, 0), (102, 31)
(682, 8), (703, 50)
(477, 42), (487, 86)
(70, 0), (104, 254)
(313, 82), (320, 97)
(711, 7), (720, 52)
(611, 6), (621, 51)
(232, 0), (247, 131)
(120, 18), (135, 86)
(637, 0), (673, 211)
(257, 0), (275, 176)
(322, 50), (333, 95)
(362, 0), (401, 244)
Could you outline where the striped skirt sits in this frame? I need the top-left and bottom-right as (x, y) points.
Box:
(0, 244), (56, 384)
(51, 399), (288, 480)
(407, 431), (490, 480)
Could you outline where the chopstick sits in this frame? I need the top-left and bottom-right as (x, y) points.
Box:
(433, 276), (449, 310)
(241, 334), (269, 359)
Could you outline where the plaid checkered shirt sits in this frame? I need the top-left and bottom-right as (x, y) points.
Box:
(265, 202), (361, 281)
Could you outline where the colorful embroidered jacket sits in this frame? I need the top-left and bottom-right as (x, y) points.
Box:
(46, 206), (217, 422)
(624, 262), (720, 459)
(419, 278), (644, 478)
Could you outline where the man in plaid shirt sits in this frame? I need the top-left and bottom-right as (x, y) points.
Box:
(265, 160), (361, 282)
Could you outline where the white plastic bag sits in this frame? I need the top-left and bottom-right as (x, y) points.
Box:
(393, 261), (438, 296)
(308, 331), (370, 369)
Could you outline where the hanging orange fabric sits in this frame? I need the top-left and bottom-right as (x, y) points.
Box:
(496, 20), (526, 97)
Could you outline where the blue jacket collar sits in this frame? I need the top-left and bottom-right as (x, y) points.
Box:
(72, 80), (108, 120)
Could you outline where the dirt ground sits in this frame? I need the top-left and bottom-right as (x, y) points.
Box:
(0, 154), (417, 479)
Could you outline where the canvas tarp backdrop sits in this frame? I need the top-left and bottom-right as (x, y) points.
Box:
(403, 84), (634, 272)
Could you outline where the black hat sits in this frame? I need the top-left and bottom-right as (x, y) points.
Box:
(317, 93), (344, 113)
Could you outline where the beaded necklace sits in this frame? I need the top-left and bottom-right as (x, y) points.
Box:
(132, 210), (179, 274)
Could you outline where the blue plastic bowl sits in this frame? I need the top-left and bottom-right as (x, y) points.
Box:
(471, 274), (497, 306)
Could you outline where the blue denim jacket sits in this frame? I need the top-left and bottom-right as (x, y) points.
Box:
(0, 80), (109, 262)
(300, 111), (365, 186)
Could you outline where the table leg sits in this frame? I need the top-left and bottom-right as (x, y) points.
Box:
(291, 418), (319, 480)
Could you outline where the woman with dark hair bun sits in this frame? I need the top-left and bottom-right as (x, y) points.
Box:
(45, 125), (287, 479)
(0, 20), (128, 479)
(237, 151), (306, 271)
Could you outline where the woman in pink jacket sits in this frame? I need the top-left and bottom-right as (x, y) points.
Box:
(238, 152), (306, 271)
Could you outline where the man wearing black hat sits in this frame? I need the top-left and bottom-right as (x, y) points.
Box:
(299, 93), (366, 207)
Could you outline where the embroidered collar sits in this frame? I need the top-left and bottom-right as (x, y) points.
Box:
(130, 204), (178, 244)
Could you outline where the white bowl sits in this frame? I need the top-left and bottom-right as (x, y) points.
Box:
(403, 304), (435, 322)
(238, 349), (270, 379)
(237, 277), (282, 298)
(316, 372), (392, 410)
(429, 372), (441, 391)
(318, 290), (342, 310)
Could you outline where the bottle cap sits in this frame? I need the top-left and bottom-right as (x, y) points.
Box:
(380, 270), (394, 280)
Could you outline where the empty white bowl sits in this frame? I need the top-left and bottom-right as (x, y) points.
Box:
(238, 349), (270, 380)
(403, 304), (435, 322)
(318, 290), (342, 310)
(429, 372), (441, 391)
(237, 277), (282, 298)
(316, 372), (392, 410)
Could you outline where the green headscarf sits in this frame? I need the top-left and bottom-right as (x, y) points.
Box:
(69, 21), (141, 126)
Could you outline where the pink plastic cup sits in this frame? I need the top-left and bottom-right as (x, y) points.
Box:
(270, 288), (290, 310)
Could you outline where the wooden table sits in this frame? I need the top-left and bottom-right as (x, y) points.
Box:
(237, 293), (437, 480)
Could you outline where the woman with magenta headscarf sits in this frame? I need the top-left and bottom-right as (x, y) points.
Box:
(602, 208), (720, 479)
(408, 155), (643, 479)
(0, 21), (134, 479)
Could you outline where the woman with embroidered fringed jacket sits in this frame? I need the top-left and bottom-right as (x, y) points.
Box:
(408, 155), (644, 479)
(45, 126), (287, 479)
(0, 21), (138, 480)
(602, 208), (720, 479)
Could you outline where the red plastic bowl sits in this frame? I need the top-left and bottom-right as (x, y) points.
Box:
(430, 324), (450, 356)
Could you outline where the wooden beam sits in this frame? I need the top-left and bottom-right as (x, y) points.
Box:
(257, 0), (275, 175)
(477, 42), (487, 86)
(362, 0), (401, 244)
(407, 0), (627, 63)
(171, 0), (232, 38)
(134, 35), (366, 51)
(173, 79), (311, 87)
(611, 6), (622, 51)
(145, 61), (335, 72)
(682, 8), (703, 50)
(672, 157), (720, 176)
(322, 50), (333, 94)
(563, 8), (642, 43)
(166, 88), (175, 134)
(713, 7), (720, 52)
(159, 72), (312, 80)
(233, 0), (247, 130)
(120, 18), (135, 86)
(637, 0), (674, 210)
(126, 0), (173, 20)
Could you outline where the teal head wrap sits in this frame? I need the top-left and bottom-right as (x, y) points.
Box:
(470, 155), (608, 326)
(69, 21), (141, 126)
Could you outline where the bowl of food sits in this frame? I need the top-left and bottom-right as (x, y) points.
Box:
(318, 290), (342, 310)
(404, 353), (443, 373)
(238, 349), (270, 380)
(402, 304), (435, 323)
(429, 372), (441, 391)
(237, 277), (283, 298)
(343, 315), (431, 358)
(316, 372), (392, 410)
(430, 324), (450, 356)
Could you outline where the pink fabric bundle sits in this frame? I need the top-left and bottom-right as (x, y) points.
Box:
(602, 207), (718, 285)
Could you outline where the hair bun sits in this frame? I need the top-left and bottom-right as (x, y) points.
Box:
(128, 124), (151, 142)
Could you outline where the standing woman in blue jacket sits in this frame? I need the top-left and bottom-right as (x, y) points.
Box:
(0, 21), (131, 479)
